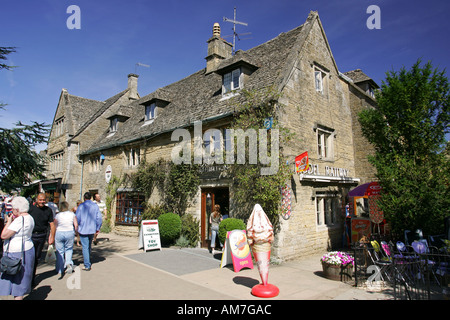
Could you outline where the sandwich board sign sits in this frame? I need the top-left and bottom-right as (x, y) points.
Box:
(140, 220), (161, 251)
(220, 229), (253, 272)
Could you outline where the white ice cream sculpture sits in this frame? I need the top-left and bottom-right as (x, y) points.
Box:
(246, 204), (279, 297)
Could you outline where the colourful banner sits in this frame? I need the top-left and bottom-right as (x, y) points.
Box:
(295, 152), (309, 173)
(220, 230), (253, 272)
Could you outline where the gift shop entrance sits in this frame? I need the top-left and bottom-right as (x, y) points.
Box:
(201, 187), (229, 248)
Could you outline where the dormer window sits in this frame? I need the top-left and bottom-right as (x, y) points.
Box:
(110, 117), (118, 133)
(140, 98), (169, 127)
(107, 114), (129, 136)
(145, 103), (157, 122)
(222, 68), (242, 95)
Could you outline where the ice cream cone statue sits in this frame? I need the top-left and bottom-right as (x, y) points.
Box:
(247, 204), (279, 298)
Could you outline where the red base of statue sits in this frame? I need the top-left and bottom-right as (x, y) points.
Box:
(251, 283), (279, 298)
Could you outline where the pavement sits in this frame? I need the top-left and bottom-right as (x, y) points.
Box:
(1, 232), (394, 301)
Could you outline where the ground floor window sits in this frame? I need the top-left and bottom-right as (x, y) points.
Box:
(316, 192), (339, 227)
(115, 192), (145, 226)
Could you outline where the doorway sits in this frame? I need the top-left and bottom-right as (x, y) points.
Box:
(201, 187), (229, 248)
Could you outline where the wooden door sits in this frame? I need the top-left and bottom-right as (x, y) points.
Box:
(201, 189), (214, 248)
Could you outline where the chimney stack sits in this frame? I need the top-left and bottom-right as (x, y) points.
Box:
(127, 73), (139, 100)
(205, 23), (232, 74)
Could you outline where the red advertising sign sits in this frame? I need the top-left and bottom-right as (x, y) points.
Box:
(295, 152), (309, 173)
(351, 219), (371, 243)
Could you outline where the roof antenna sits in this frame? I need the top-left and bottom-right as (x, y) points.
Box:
(135, 62), (150, 74)
(223, 7), (251, 54)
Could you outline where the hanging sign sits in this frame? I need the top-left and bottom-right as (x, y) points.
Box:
(295, 152), (309, 173)
(140, 220), (161, 251)
(220, 230), (253, 272)
(105, 165), (112, 183)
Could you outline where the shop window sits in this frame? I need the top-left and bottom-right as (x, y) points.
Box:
(115, 192), (145, 226)
(316, 193), (338, 227)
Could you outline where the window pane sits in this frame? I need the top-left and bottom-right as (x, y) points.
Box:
(315, 71), (322, 92)
(223, 72), (231, 93)
(232, 69), (240, 90)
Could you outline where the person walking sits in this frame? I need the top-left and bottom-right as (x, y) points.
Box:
(0, 196), (35, 300)
(28, 193), (55, 286)
(72, 200), (82, 247)
(93, 193), (107, 245)
(209, 204), (223, 254)
(76, 192), (102, 271)
(54, 201), (78, 278)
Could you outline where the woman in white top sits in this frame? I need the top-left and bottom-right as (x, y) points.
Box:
(54, 201), (78, 277)
(0, 196), (35, 300)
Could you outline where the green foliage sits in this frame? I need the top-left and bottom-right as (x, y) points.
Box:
(358, 59), (450, 236)
(0, 121), (50, 192)
(226, 87), (294, 228)
(158, 212), (182, 245)
(175, 235), (191, 248)
(131, 159), (165, 199)
(131, 159), (200, 216)
(218, 218), (246, 245)
(141, 203), (166, 221)
(163, 163), (200, 216)
(0, 47), (16, 71)
(180, 214), (200, 247)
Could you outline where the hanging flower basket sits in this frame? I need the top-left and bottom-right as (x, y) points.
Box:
(321, 251), (354, 281)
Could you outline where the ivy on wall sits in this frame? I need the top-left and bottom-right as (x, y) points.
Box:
(226, 86), (295, 229)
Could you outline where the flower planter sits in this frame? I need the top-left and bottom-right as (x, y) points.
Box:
(321, 262), (353, 281)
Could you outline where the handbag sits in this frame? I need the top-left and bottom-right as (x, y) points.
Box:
(0, 217), (24, 276)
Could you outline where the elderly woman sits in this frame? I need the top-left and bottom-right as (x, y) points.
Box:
(0, 196), (35, 300)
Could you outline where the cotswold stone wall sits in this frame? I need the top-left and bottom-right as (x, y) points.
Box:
(271, 19), (375, 261)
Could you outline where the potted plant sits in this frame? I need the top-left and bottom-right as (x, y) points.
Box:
(320, 251), (354, 281)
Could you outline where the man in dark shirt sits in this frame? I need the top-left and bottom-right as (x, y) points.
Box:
(28, 193), (55, 286)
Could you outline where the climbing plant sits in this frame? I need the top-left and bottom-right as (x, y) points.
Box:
(226, 86), (294, 228)
(130, 159), (200, 216)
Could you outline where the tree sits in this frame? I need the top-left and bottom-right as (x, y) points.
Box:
(0, 46), (50, 192)
(358, 60), (450, 236)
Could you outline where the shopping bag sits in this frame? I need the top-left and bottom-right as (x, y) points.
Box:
(45, 244), (56, 263)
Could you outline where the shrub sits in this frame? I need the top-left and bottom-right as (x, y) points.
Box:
(175, 235), (190, 248)
(141, 203), (166, 221)
(181, 214), (200, 247)
(218, 218), (246, 245)
(158, 212), (182, 245)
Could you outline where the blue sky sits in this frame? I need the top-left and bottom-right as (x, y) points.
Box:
(1, 0), (449, 152)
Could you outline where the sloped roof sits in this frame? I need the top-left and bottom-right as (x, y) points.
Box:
(63, 93), (105, 137)
(344, 69), (379, 88)
(81, 12), (319, 155)
(69, 89), (130, 140)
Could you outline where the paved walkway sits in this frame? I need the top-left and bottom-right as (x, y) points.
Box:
(1, 232), (394, 300)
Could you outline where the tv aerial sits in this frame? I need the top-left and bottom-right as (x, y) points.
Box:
(135, 62), (150, 74)
(223, 7), (252, 53)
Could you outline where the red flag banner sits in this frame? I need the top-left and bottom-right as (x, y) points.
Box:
(295, 152), (309, 173)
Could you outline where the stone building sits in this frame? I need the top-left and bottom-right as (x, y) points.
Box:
(43, 11), (378, 260)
